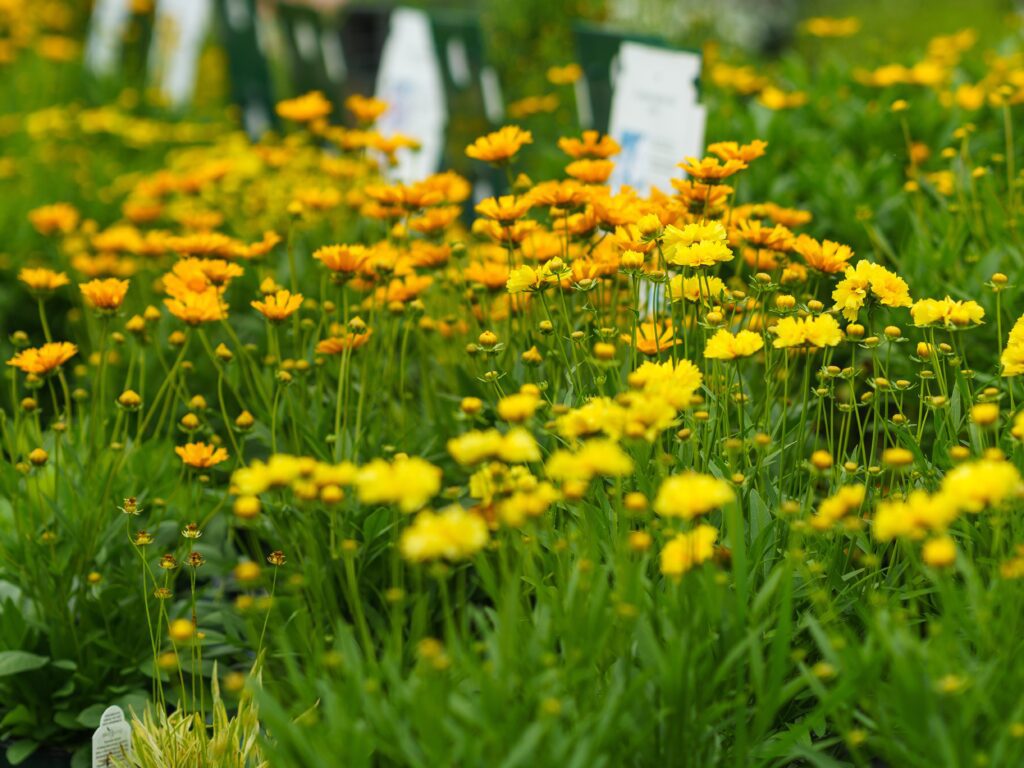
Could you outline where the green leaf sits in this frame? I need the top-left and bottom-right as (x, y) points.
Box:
(0, 651), (48, 677)
(5, 740), (39, 766)
(0, 705), (35, 729)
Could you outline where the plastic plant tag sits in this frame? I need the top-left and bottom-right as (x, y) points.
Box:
(92, 705), (132, 768)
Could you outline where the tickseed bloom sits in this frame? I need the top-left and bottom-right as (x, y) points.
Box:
(28, 203), (79, 236)
(475, 195), (533, 222)
(792, 235), (854, 274)
(168, 618), (195, 643)
(811, 485), (866, 531)
(660, 525), (719, 577)
(175, 442), (229, 469)
(1001, 314), (1024, 376)
(704, 329), (764, 360)
(911, 297), (985, 328)
(771, 315), (843, 349)
(7, 342), (77, 375)
(466, 126), (533, 164)
(873, 490), (958, 541)
(663, 220), (732, 268)
(547, 63), (584, 86)
(165, 289), (227, 325)
(345, 94), (388, 124)
(707, 139), (768, 163)
(922, 535), (957, 568)
(316, 329), (373, 355)
(558, 130), (620, 159)
(80, 278), (129, 311)
(400, 506), (489, 563)
(354, 455), (442, 513)
(506, 264), (556, 294)
(623, 320), (679, 356)
(940, 459), (1023, 513)
(832, 261), (911, 320)
(669, 274), (727, 303)
(545, 440), (634, 484)
(19, 268), (69, 294)
(678, 156), (747, 181)
(448, 428), (540, 466)
(655, 473), (735, 519)
(276, 91), (332, 123)
(252, 290), (303, 322)
(314, 244), (369, 275)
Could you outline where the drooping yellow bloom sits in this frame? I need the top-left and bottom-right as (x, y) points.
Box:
(252, 290), (303, 322)
(19, 268), (69, 294)
(175, 442), (229, 469)
(704, 329), (764, 360)
(660, 525), (718, 577)
(7, 342), (77, 375)
(80, 278), (129, 311)
(276, 91), (332, 123)
(654, 473), (734, 519)
(910, 297), (985, 328)
(399, 506), (489, 563)
(466, 126), (533, 164)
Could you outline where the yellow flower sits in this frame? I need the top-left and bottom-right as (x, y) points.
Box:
(832, 261), (911, 320)
(811, 485), (866, 531)
(654, 473), (734, 519)
(19, 268), (69, 294)
(276, 91), (332, 123)
(873, 490), (958, 541)
(911, 297), (985, 328)
(665, 239), (733, 268)
(175, 442), (229, 469)
(400, 506), (489, 563)
(316, 330), (373, 355)
(771, 315), (842, 349)
(355, 456), (442, 513)
(669, 274), (726, 303)
(792, 235), (853, 274)
(168, 618), (195, 643)
(7, 342), (77, 375)
(704, 329), (764, 360)
(803, 16), (861, 37)
(313, 244), (369, 274)
(660, 525), (718, 577)
(545, 440), (633, 484)
(80, 278), (129, 311)
(558, 130), (620, 159)
(252, 290), (303, 322)
(707, 140), (767, 163)
(475, 195), (533, 222)
(506, 264), (549, 294)
(547, 63), (583, 86)
(940, 459), (1023, 513)
(677, 156), (746, 181)
(344, 94), (388, 124)
(165, 289), (227, 325)
(466, 126), (533, 164)
(922, 535), (956, 568)
(497, 391), (541, 422)
(29, 203), (79, 236)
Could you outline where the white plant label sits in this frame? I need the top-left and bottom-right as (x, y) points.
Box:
(607, 41), (704, 194)
(374, 8), (448, 183)
(149, 0), (213, 108)
(85, 0), (132, 76)
(92, 705), (132, 768)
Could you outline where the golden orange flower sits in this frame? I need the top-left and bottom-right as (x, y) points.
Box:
(28, 203), (79, 236)
(276, 91), (332, 123)
(165, 289), (227, 325)
(345, 94), (389, 124)
(466, 126), (533, 164)
(80, 278), (129, 311)
(678, 156), (747, 181)
(622, 321), (678, 356)
(475, 195), (533, 222)
(7, 342), (77, 375)
(252, 290), (303, 322)
(175, 442), (229, 469)
(547, 63), (583, 85)
(19, 268), (70, 294)
(315, 330), (374, 355)
(558, 131), (621, 159)
(314, 244), (369, 274)
(565, 159), (615, 184)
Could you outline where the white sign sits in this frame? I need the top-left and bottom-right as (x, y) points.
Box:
(148, 0), (213, 109)
(85, 0), (133, 76)
(607, 42), (705, 194)
(374, 8), (448, 183)
(92, 705), (132, 768)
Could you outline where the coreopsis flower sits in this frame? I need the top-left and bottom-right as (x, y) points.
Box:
(669, 274), (727, 303)
(506, 264), (554, 294)
(757, 87), (808, 110)
(29, 203), (79, 236)
(1002, 315), (1024, 376)
(678, 156), (747, 181)
(314, 244), (370, 275)
(628, 358), (703, 409)
(276, 91), (332, 123)
(267, 550), (287, 566)
(316, 329), (373, 355)
(655, 473), (734, 519)
(7, 342), (77, 375)
(475, 195), (533, 222)
(529, 179), (588, 208)
(252, 290), (303, 322)
(803, 16), (861, 37)
(547, 63), (583, 85)
(792, 235), (854, 274)
(354, 456), (442, 513)
(832, 261), (911, 320)
(558, 130), (621, 159)
(873, 490), (958, 541)
(175, 442), (229, 469)
(565, 159), (615, 184)
(771, 315), (843, 349)
(707, 140), (767, 163)
(165, 289), (227, 325)
(922, 535), (956, 568)
(545, 439), (633, 484)
(704, 329), (764, 360)
(623, 320), (678, 356)
(940, 459), (1024, 513)
(345, 94), (388, 124)
(666, 239), (734, 268)
(811, 485), (866, 531)
(660, 525), (718, 577)
(466, 125), (533, 164)
(19, 268), (69, 295)
(400, 506), (489, 563)
(80, 278), (129, 311)
(910, 297), (985, 328)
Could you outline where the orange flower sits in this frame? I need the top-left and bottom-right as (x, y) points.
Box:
(547, 63), (583, 85)
(19, 268), (69, 294)
(80, 278), (129, 311)
(314, 244), (369, 275)
(276, 91), (332, 123)
(678, 156), (747, 181)
(345, 94), (388, 124)
(622, 321), (678, 356)
(565, 159), (615, 184)
(475, 195), (533, 222)
(165, 289), (227, 325)
(558, 131), (621, 159)
(707, 140), (768, 163)
(315, 329), (374, 355)
(466, 126), (533, 164)
(7, 342), (77, 375)
(28, 203), (79, 236)
(252, 290), (303, 322)
(175, 442), (229, 469)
